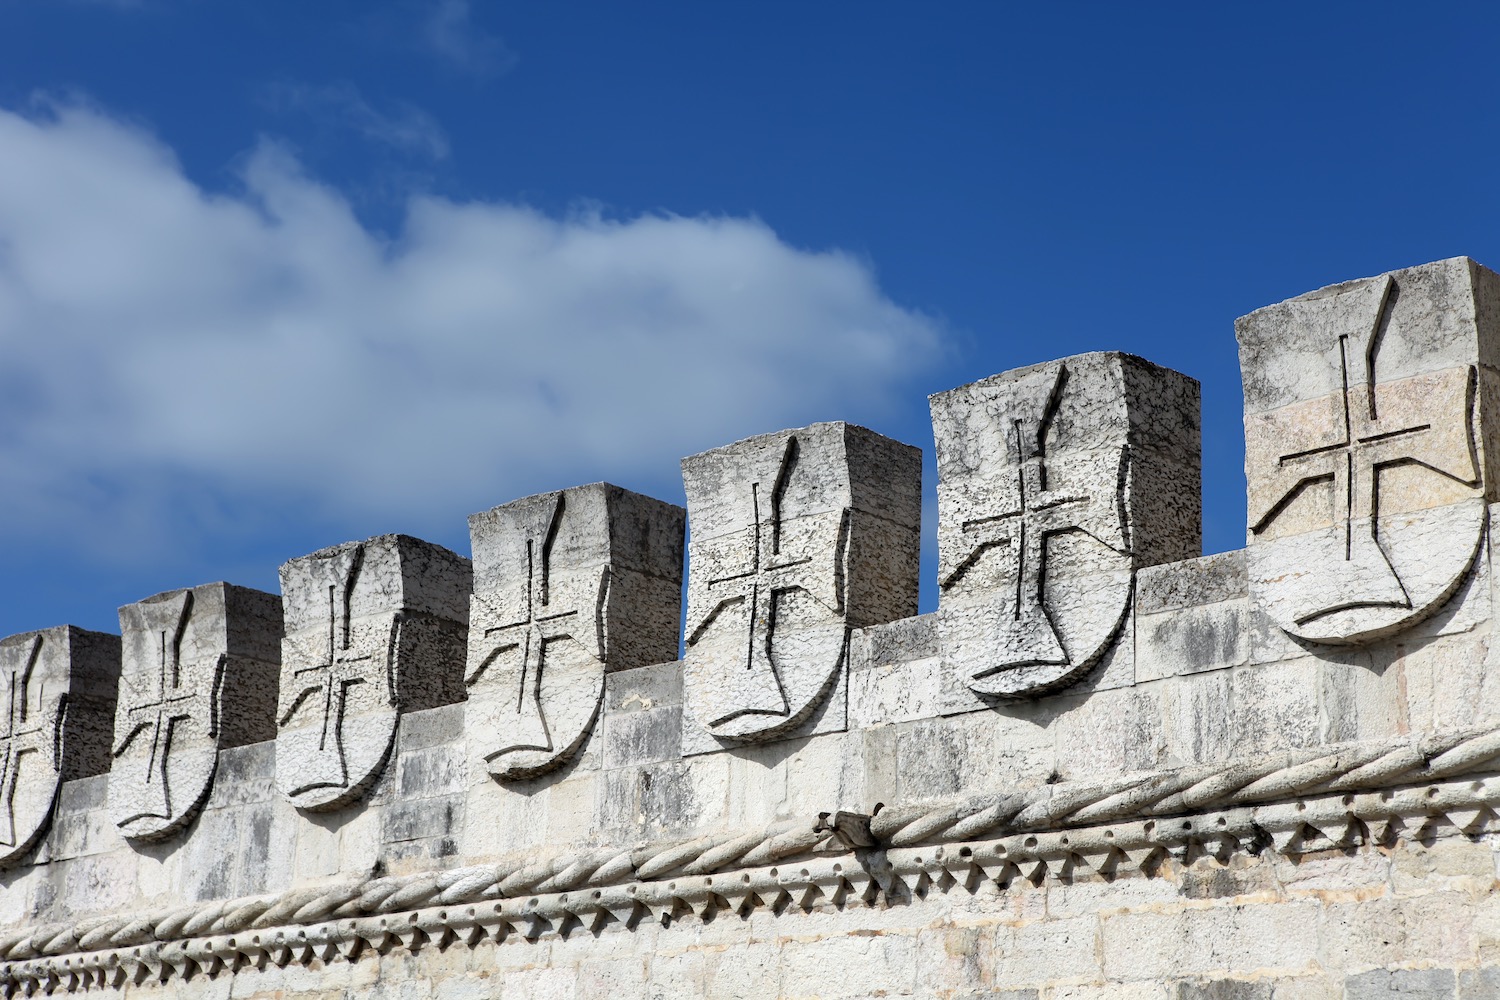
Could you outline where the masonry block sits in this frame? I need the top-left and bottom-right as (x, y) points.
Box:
(680, 421), (921, 751)
(931, 351), (1200, 702)
(465, 483), (684, 780)
(275, 533), (470, 811)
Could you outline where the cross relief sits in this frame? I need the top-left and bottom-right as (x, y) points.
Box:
(941, 365), (1127, 677)
(687, 436), (838, 729)
(467, 493), (589, 760)
(279, 545), (376, 796)
(113, 591), (218, 826)
(1249, 276), (1481, 624)
(0, 636), (51, 849)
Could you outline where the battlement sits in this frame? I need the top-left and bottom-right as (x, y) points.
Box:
(4, 257), (1500, 998)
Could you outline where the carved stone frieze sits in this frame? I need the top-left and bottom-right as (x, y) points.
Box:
(1237, 258), (1500, 645)
(931, 352), (1200, 700)
(466, 483), (683, 780)
(110, 583), (282, 841)
(681, 422), (921, 748)
(276, 535), (470, 811)
(0, 626), (119, 868)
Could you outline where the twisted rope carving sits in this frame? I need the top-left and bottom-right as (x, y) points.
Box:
(3, 723), (1499, 964)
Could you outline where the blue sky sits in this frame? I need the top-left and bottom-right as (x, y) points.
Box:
(2, 1), (1500, 637)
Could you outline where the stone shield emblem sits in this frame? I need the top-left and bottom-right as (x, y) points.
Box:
(683, 427), (853, 743)
(1238, 260), (1488, 645)
(681, 423), (920, 747)
(111, 589), (224, 841)
(0, 633), (63, 865)
(931, 357), (1136, 698)
(466, 489), (609, 781)
(277, 542), (399, 811)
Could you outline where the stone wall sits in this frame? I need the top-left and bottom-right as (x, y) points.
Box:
(3, 258), (1500, 998)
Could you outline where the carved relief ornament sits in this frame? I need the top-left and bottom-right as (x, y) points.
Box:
(276, 535), (470, 810)
(682, 422), (921, 745)
(465, 483), (684, 780)
(931, 352), (1201, 699)
(1238, 259), (1492, 645)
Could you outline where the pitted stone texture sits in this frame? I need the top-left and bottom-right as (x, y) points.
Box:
(1135, 552), (1250, 684)
(931, 351), (1200, 701)
(1238, 257), (1500, 645)
(0, 626), (119, 868)
(276, 534), (470, 811)
(466, 483), (684, 780)
(110, 583), (282, 842)
(681, 421), (921, 749)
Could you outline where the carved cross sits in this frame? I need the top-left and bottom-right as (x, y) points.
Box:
(941, 365), (1124, 676)
(0, 636), (50, 848)
(279, 547), (373, 795)
(687, 436), (833, 728)
(467, 494), (583, 759)
(113, 592), (214, 826)
(1249, 276), (1480, 622)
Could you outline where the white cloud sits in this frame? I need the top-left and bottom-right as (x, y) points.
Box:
(0, 102), (946, 563)
(261, 82), (450, 160)
(421, 0), (514, 78)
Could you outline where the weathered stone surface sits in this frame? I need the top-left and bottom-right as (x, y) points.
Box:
(0, 626), (119, 868)
(110, 583), (282, 841)
(602, 660), (683, 769)
(1344, 968), (1456, 999)
(1238, 257), (1500, 645)
(465, 483), (684, 780)
(1135, 552), (1250, 683)
(680, 421), (921, 748)
(1136, 550), (1248, 615)
(931, 351), (1200, 699)
(848, 614), (942, 728)
(276, 534), (470, 811)
(10, 256), (1500, 1000)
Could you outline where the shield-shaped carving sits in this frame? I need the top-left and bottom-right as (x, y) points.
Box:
(110, 583), (280, 841)
(466, 489), (609, 780)
(0, 626), (120, 868)
(0, 633), (62, 865)
(682, 422), (920, 746)
(684, 431), (848, 741)
(276, 534), (470, 810)
(111, 589), (223, 841)
(277, 542), (399, 810)
(1238, 259), (1489, 645)
(932, 358), (1137, 697)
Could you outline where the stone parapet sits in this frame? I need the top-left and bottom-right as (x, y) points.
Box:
(2, 257), (1500, 997)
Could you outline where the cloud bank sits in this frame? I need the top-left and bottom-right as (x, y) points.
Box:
(0, 102), (945, 563)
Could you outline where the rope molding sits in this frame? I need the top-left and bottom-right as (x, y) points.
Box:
(5, 723), (1500, 993)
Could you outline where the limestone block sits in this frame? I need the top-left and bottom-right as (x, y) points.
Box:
(602, 660), (684, 768)
(110, 582), (282, 842)
(681, 421), (921, 749)
(1100, 899), (1321, 981)
(1237, 257), (1500, 645)
(1460, 968), (1500, 999)
(1134, 552), (1249, 685)
(1136, 550), (1247, 615)
(1343, 968), (1455, 1000)
(930, 351), (1200, 700)
(1135, 598), (1249, 684)
(989, 913), (1101, 989)
(1052, 683), (1167, 778)
(276, 534), (470, 811)
(466, 483), (684, 780)
(0, 626), (119, 869)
